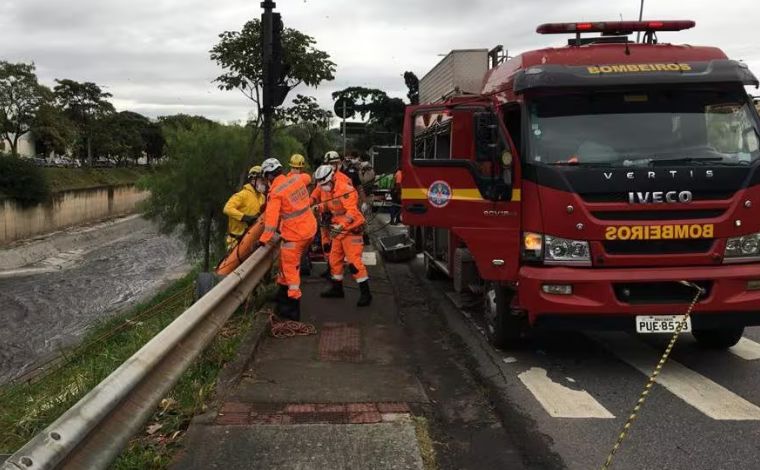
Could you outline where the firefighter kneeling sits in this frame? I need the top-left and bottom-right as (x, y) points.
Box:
(313, 165), (372, 307)
(258, 158), (317, 321)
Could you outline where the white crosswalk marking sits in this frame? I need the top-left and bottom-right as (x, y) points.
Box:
(729, 337), (760, 361)
(517, 367), (615, 419)
(593, 332), (760, 420)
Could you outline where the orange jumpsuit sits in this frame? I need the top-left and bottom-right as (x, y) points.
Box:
(260, 173), (317, 300)
(312, 173), (368, 283)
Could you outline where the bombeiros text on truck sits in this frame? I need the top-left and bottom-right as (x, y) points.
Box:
(401, 20), (760, 348)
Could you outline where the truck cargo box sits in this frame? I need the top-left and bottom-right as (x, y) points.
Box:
(419, 49), (489, 104)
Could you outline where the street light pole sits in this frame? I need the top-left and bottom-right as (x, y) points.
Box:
(636, 0), (644, 43)
(261, 0), (275, 159)
(342, 99), (347, 157)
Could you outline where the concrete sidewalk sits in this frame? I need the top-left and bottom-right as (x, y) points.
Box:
(174, 250), (430, 469)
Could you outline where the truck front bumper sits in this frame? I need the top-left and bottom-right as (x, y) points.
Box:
(518, 263), (760, 329)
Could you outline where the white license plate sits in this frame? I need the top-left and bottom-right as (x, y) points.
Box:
(635, 315), (692, 334)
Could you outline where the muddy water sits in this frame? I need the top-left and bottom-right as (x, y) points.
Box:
(0, 218), (189, 384)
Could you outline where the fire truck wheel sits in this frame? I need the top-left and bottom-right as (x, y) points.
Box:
(484, 282), (525, 349)
(692, 326), (744, 349)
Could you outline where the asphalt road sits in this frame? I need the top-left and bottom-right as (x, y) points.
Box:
(370, 214), (760, 470)
(0, 217), (189, 384)
(410, 253), (760, 470)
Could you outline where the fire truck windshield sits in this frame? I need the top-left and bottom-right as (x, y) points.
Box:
(527, 87), (760, 167)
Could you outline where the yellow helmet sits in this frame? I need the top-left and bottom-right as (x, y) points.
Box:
(289, 153), (306, 169)
(248, 165), (262, 177)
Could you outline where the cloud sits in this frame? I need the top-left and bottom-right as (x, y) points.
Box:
(1, 0), (758, 122)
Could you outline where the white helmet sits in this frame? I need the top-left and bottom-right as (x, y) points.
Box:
(261, 158), (283, 176)
(314, 165), (335, 185)
(324, 150), (341, 164)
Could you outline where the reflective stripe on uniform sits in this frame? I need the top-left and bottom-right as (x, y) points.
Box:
(332, 209), (347, 215)
(332, 274), (344, 281)
(288, 284), (299, 290)
(356, 276), (368, 283)
(264, 226), (277, 233)
(281, 205), (310, 220)
(282, 241), (295, 248)
(273, 175), (299, 194)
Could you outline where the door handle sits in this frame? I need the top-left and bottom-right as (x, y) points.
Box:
(406, 203), (427, 214)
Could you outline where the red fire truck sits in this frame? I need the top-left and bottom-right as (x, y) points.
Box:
(402, 21), (760, 349)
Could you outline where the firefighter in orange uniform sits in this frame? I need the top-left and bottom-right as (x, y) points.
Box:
(312, 164), (372, 307)
(258, 158), (317, 320)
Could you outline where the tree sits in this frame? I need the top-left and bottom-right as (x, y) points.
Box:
(404, 71), (420, 105)
(157, 113), (216, 130)
(32, 103), (77, 156)
(210, 18), (336, 162)
(331, 87), (405, 152)
(92, 111), (151, 164)
(142, 122), (165, 164)
(276, 94), (332, 165)
(141, 124), (251, 270)
(331, 87), (405, 132)
(54, 79), (115, 165)
(0, 61), (51, 156)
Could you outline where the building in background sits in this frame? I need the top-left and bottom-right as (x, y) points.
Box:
(1, 133), (37, 157)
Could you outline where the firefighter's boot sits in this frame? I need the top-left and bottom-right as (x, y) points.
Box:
(274, 284), (289, 317)
(357, 280), (373, 307)
(320, 280), (345, 298)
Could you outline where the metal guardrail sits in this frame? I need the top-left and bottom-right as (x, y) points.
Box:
(2, 245), (277, 470)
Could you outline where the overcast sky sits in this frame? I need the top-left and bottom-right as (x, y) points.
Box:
(1, 0), (757, 123)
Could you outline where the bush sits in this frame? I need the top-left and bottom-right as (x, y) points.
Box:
(0, 155), (51, 205)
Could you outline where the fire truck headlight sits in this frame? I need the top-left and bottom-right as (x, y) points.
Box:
(521, 232), (543, 262)
(724, 233), (760, 262)
(544, 235), (591, 266)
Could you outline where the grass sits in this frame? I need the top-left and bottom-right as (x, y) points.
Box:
(112, 285), (272, 470)
(41, 167), (149, 193)
(413, 416), (439, 470)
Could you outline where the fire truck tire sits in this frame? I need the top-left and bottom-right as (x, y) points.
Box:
(692, 327), (744, 349)
(424, 255), (445, 280)
(484, 282), (525, 349)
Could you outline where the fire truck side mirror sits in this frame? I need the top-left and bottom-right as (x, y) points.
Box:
(474, 112), (501, 162)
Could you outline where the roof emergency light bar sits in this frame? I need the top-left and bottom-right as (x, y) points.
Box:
(536, 20), (695, 35)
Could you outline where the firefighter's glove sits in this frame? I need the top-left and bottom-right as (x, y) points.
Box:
(361, 202), (370, 214)
(242, 215), (257, 225)
(329, 224), (344, 237)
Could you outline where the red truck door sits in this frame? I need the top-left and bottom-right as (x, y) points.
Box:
(401, 102), (522, 281)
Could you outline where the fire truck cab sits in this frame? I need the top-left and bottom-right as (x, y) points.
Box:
(402, 21), (760, 349)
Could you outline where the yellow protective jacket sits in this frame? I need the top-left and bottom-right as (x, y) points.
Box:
(223, 183), (265, 238)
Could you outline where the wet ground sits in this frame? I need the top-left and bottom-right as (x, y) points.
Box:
(0, 217), (189, 384)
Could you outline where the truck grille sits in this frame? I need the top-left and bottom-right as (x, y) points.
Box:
(591, 209), (725, 221)
(602, 239), (714, 255)
(613, 281), (711, 305)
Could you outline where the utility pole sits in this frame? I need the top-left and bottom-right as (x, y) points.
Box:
(636, 0), (645, 43)
(342, 99), (347, 157)
(261, 0), (275, 159)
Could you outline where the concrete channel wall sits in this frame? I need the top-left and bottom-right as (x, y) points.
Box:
(0, 185), (148, 245)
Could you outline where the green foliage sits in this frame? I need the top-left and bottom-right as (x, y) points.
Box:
(332, 86), (405, 134)
(141, 124), (251, 269)
(41, 167), (148, 193)
(92, 111), (152, 163)
(32, 103), (78, 156)
(404, 71), (420, 105)
(0, 61), (53, 155)
(210, 18), (336, 117)
(276, 95), (333, 165)
(157, 114), (217, 131)
(54, 79), (115, 162)
(0, 155), (50, 205)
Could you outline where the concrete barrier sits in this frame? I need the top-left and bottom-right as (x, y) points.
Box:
(0, 185), (148, 246)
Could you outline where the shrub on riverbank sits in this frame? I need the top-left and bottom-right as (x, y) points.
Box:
(0, 155), (50, 205)
(42, 167), (149, 192)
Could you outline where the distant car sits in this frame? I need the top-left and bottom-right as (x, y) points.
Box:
(31, 157), (47, 167)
